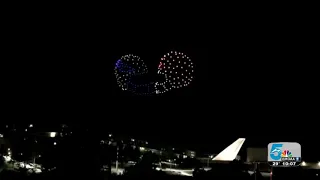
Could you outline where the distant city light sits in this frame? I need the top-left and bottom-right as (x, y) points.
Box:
(29, 124), (33, 128)
(109, 134), (112, 137)
(0, 134), (3, 138)
(54, 142), (57, 145)
(25, 129), (28, 132)
(131, 139), (135, 142)
(50, 132), (57, 138)
(3, 155), (11, 162)
(301, 161), (306, 166)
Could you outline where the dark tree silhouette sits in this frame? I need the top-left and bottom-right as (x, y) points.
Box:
(0, 155), (4, 170)
(180, 157), (201, 169)
(124, 152), (162, 178)
(124, 146), (141, 162)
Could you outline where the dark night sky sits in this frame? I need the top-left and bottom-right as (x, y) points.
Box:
(3, 19), (316, 103)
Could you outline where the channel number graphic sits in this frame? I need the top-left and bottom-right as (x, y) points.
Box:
(268, 142), (301, 167)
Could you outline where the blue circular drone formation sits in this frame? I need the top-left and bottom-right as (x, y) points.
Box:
(114, 51), (194, 95)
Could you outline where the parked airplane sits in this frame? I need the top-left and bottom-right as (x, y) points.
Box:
(212, 138), (246, 161)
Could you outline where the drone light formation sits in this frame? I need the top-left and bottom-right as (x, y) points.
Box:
(155, 51), (194, 94)
(114, 54), (148, 91)
(114, 51), (194, 95)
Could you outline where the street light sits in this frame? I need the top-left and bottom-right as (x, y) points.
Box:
(318, 162), (320, 166)
(301, 161), (306, 166)
(50, 132), (57, 138)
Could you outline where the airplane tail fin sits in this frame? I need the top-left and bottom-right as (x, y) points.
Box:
(212, 138), (246, 161)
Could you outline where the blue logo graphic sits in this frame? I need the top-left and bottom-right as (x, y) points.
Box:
(270, 144), (283, 160)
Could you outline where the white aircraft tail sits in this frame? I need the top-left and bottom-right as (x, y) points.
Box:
(212, 138), (246, 161)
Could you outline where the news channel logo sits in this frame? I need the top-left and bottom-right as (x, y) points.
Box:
(268, 142), (301, 167)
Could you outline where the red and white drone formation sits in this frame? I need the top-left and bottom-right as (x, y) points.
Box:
(155, 51), (194, 94)
(114, 51), (194, 95)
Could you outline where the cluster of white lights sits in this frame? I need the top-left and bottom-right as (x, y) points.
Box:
(155, 51), (194, 94)
(114, 51), (194, 95)
(300, 161), (320, 167)
(114, 54), (150, 95)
